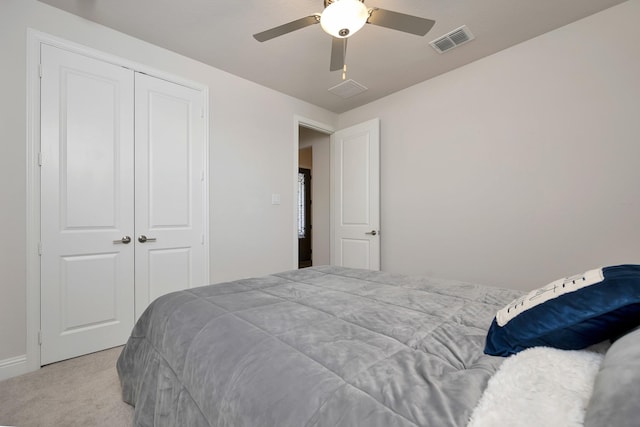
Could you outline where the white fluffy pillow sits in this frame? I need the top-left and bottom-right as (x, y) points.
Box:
(468, 347), (604, 427)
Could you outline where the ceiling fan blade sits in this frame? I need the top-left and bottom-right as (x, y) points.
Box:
(330, 37), (346, 72)
(367, 8), (435, 36)
(253, 15), (320, 42)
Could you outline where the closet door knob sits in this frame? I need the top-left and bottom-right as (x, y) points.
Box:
(113, 236), (132, 244)
(138, 235), (157, 243)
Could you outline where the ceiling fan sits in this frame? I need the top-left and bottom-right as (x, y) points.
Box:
(253, 0), (436, 73)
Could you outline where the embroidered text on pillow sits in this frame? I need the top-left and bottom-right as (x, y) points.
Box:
(485, 264), (640, 356)
(496, 268), (604, 327)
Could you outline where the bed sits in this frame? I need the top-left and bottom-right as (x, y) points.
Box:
(117, 265), (640, 426)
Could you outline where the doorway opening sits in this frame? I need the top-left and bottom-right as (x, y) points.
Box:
(297, 124), (331, 269)
(298, 166), (312, 268)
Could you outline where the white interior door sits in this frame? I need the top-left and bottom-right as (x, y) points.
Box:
(331, 118), (381, 270)
(40, 45), (135, 365)
(134, 73), (207, 318)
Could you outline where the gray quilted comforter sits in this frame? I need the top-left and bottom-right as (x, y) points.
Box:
(117, 266), (522, 427)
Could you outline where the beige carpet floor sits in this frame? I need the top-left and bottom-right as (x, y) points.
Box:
(0, 346), (134, 427)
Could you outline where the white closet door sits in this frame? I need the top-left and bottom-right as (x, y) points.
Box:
(40, 45), (135, 365)
(134, 73), (207, 318)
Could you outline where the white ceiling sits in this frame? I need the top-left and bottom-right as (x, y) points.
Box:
(38, 0), (626, 113)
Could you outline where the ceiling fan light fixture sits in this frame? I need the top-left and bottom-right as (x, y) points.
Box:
(320, 0), (369, 38)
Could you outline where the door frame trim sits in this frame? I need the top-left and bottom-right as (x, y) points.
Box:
(26, 29), (210, 374)
(292, 116), (335, 269)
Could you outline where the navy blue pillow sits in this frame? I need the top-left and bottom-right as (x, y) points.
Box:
(485, 265), (640, 356)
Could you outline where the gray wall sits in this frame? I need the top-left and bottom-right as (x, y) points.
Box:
(339, 0), (640, 291)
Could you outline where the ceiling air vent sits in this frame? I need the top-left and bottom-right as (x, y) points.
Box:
(430, 25), (475, 53)
(328, 79), (368, 99)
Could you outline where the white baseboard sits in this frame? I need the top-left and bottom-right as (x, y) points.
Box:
(0, 354), (29, 381)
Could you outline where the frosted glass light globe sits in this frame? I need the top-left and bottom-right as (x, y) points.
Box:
(320, 0), (369, 38)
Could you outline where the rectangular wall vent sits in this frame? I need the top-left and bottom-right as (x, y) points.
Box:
(429, 25), (475, 53)
(328, 79), (368, 99)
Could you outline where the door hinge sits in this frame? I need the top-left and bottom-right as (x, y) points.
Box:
(38, 331), (42, 346)
(39, 64), (43, 78)
(38, 152), (44, 166)
(200, 108), (204, 119)
(38, 242), (43, 255)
